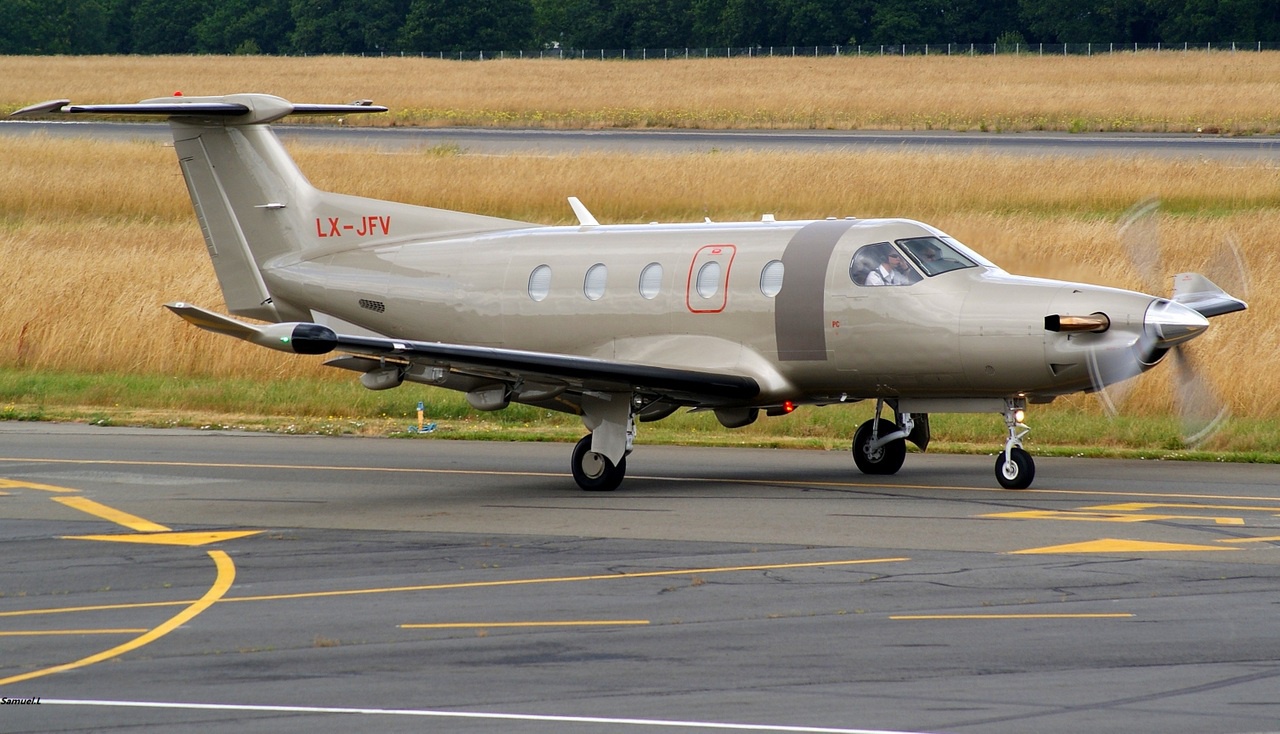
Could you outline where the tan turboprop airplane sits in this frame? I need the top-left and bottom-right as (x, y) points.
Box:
(13, 93), (1247, 491)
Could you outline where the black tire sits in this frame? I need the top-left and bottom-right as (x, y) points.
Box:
(995, 446), (1035, 489)
(852, 419), (906, 475)
(571, 434), (626, 491)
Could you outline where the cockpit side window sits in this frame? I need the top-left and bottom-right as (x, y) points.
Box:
(898, 236), (978, 277)
(849, 242), (920, 287)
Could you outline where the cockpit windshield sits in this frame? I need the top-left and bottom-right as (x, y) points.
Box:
(898, 236), (978, 277)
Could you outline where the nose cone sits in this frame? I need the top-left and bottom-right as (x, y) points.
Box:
(1146, 299), (1209, 349)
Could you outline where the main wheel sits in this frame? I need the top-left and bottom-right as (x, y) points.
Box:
(995, 446), (1035, 489)
(852, 418), (906, 475)
(571, 434), (626, 491)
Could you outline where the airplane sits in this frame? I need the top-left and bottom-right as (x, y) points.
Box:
(11, 93), (1247, 491)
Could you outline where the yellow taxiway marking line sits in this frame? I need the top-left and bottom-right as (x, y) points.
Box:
(1218, 535), (1280, 544)
(0, 550), (235, 687)
(0, 478), (80, 493)
(1011, 538), (1237, 554)
(221, 557), (911, 605)
(63, 530), (263, 547)
(1087, 502), (1280, 514)
(0, 599), (202, 619)
(47, 492), (262, 546)
(0, 557), (908, 619)
(984, 509), (1245, 525)
(0, 629), (149, 637)
(401, 620), (651, 629)
(4, 456), (1280, 503)
(891, 613), (1133, 620)
(53, 496), (171, 532)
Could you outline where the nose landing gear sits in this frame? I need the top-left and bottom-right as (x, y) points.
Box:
(995, 400), (1034, 489)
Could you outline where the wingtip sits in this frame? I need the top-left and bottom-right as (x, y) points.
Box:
(10, 99), (70, 118)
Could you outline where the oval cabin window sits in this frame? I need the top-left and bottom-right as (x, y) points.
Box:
(528, 264), (552, 302)
(759, 260), (784, 297)
(584, 263), (607, 300)
(696, 261), (721, 299)
(639, 262), (663, 299)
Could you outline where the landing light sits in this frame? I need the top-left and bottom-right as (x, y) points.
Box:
(1014, 408), (1026, 424)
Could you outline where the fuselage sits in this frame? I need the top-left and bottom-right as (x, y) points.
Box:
(263, 216), (1163, 406)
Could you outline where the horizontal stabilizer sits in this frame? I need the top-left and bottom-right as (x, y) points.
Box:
(10, 94), (387, 125)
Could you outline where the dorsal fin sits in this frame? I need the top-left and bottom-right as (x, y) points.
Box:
(568, 197), (598, 227)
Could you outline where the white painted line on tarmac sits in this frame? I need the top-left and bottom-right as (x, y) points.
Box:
(41, 698), (937, 734)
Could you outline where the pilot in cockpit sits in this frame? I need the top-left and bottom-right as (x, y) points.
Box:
(863, 247), (915, 286)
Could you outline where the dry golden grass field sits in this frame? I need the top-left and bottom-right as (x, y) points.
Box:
(2, 54), (1277, 453)
(5, 52), (1280, 132)
(1, 134), (1273, 419)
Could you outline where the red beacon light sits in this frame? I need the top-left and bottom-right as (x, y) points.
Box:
(767, 401), (797, 416)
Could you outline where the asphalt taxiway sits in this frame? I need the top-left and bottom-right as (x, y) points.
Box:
(4, 119), (1280, 160)
(2, 422), (1279, 734)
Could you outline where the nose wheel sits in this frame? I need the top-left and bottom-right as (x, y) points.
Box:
(995, 401), (1035, 489)
(571, 434), (626, 491)
(996, 446), (1035, 489)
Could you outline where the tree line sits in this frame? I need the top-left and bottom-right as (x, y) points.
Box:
(4, 0), (1279, 56)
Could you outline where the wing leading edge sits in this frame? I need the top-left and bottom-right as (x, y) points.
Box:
(165, 303), (760, 404)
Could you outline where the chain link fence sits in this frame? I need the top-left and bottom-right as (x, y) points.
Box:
(355, 42), (1280, 61)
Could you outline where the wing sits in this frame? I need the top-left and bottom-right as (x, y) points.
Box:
(166, 303), (760, 407)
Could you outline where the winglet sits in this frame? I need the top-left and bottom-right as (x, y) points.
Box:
(10, 99), (71, 117)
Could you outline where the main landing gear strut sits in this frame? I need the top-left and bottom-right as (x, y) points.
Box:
(570, 391), (636, 491)
(851, 399), (926, 476)
(571, 433), (628, 491)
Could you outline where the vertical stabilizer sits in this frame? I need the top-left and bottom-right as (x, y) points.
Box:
(11, 93), (533, 322)
(172, 123), (298, 321)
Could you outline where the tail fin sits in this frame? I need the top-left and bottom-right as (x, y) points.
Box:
(12, 93), (530, 322)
